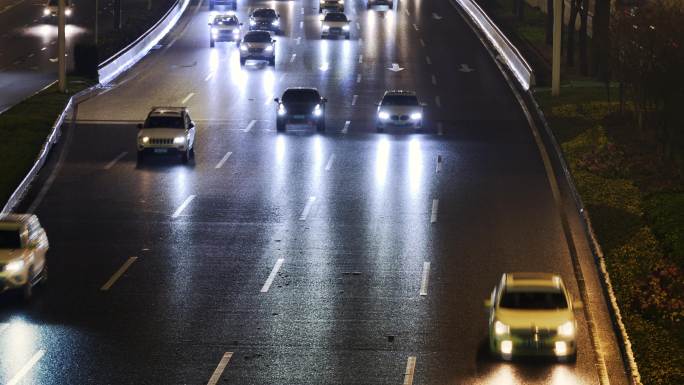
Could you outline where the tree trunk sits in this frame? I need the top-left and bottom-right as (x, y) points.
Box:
(518, 0), (525, 20)
(567, 0), (578, 66)
(546, 0), (553, 45)
(592, 0), (611, 79)
(579, 0), (589, 74)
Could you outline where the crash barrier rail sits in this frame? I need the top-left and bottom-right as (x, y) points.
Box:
(1, 0), (191, 213)
(98, 0), (190, 85)
(450, 0), (534, 90)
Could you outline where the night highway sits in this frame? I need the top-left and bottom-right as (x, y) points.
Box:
(0, 0), (634, 383)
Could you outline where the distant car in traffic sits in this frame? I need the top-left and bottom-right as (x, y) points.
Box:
(238, 31), (276, 66)
(209, 13), (242, 47)
(0, 214), (48, 300)
(43, 0), (73, 17)
(274, 88), (327, 132)
(137, 107), (196, 164)
(366, 0), (393, 9)
(319, 0), (344, 13)
(485, 273), (581, 362)
(376, 90), (423, 132)
(209, 0), (237, 11)
(249, 8), (280, 34)
(321, 12), (350, 39)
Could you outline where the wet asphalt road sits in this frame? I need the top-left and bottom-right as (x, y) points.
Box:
(0, 0), (631, 383)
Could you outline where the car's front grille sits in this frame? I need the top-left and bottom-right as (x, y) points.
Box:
(513, 328), (557, 339)
(249, 48), (264, 53)
(150, 138), (173, 145)
(391, 115), (409, 121)
(330, 27), (342, 33)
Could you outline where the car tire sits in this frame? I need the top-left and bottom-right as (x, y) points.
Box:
(181, 150), (189, 164)
(367, 3), (371, 9)
(269, 57), (275, 66)
(319, 8), (322, 13)
(137, 151), (144, 163)
(276, 120), (286, 132)
(240, 58), (246, 66)
(189, 147), (195, 159)
(345, 33), (350, 39)
(376, 125), (384, 133)
(22, 268), (34, 300)
(210, 39), (215, 48)
(317, 120), (326, 132)
(389, 2), (394, 9)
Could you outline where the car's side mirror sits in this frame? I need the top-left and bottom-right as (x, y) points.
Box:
(573, 300), (584, 309)
(137, 123), (143, 129)
(484, 299), (492, 309)
(272, 39), (277, 43)
(274, 98), (280, 103)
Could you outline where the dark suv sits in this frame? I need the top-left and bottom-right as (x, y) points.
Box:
(274, 88), (327, 132)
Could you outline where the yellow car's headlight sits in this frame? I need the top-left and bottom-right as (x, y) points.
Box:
(494, 320), (510, 335)
(141, 136), (150, 144)
(557, 321), (575, 337)
(4, 260), (25, 273)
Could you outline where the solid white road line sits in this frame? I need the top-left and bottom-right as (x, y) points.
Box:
(101, 257), (138, 291)
(437, 122), (444, 136)
(419, 38), (425, 47)
(403, 356), (417, 385)
(290, 53), (297, 63)
(215, 151), (233, 169)
(261, 258), (284, 293)
(435, 96), (441, 108)
(204, 72), (214, 81)
(243, 119), (257, 133)
(325, 154), (335, 171)
(425, 56), (432, 65)
(356, 74), (362, 83)
(181, 92), (195, 104)
(358, 54), (363, 64)
(351, 95), (358, 106)
(420, 261), (430, 296)
(342, 120), (350, 134)
(206, 352), (233, 385)
(104, 151), (127, 170)
(6, 349), (46, 385)
(431, 199), (439, 223)
(299, 196), (317, 221)
(172, 195), (196, 218)
(431, 75), (437, 85)
(436, 155), (442, 173)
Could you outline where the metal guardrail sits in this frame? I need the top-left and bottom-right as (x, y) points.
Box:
(451, 0), (535, 90)
(1, 0), (191, 214)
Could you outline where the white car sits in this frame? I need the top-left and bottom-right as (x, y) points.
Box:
(43, 0), (73, 17)
(137, 107), (197, 163)
(238, 31), (276, 66)
(319, 0), (344, 13)
(209, 13), (242, 47)
(376, 90), (423, 132)
(321, 12), (350, 39)
(485, 273), (581, 361)
(0, 214), (49, 300)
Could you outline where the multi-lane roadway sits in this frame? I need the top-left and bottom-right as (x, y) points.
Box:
(1, 0), (633, 383)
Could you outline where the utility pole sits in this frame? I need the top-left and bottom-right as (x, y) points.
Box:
(552, 0), (561, 96)
(95, 0), (98, 45)
(58, 0), (66, 92)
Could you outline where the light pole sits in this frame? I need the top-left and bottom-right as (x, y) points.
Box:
(58, 0), (66, 92)
(552, 0), (561, 96)
(95, 0), (98, 45)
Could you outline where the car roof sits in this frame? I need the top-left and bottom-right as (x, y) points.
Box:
(148, 107), (186, 118)
(384, 90), (417, 96)
(503, 272), (564, 291)
(252, 8), (276, 14)
(284, 87), (319, 92)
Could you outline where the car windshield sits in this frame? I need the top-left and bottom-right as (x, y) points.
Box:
(244, 32), (271, 42)
(282, 89), (320, 103)
(324, 13), (348, 22)
(253, 9), (276, 18)
(382, 95), (419, 106)
(146, 116), (184, 129)
(0, 229), (21, 249)
(499, 289), (568, 310)
(214, 16), (238, 25)
(48, 0), (69, 5)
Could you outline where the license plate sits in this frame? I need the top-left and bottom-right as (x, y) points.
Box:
(293, 115), (306, 119)
(154, 148), (168, 154)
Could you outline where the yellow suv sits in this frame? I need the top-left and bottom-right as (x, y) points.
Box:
(0, 214), (49, 300)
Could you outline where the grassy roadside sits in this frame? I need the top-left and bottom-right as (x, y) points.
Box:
(477, 1), (684, 384)
(0, 79), (91, 208)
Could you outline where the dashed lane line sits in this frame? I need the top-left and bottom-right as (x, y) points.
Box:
(436, 155), (443, 173)
(181, 92), (195, 104)
(358, 54), (363, 64)
(204, 72), (214, 81)
(420, 261), (430, 296)
(206, 352), (233, 385)
(243, 119), (256, 133)
(425, 56), (432, 65)
(325, 154), (335, 171)
(299, 196), (316, 220)
(431, 75), (437, 85)
(172, 195), (196, 218)
(419, 38), (425, 47)
(356, 74), (362, 83)
(104, 151), (127, 170)
(437, 122), (444, 136)
(342, 120), (350, 134)
(290, 53), (296, 63)
(351, 95), (358, 106)
(100, 257), (138, 291)
(431, 199), (439, 223)
(215, 151), (233, 169)
(412, 23), (419, 31)
(261, 258), (284, 293)
(435, 96), (441, 108)
(403, 356), (417, 385)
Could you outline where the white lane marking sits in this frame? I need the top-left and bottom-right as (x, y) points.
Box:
(420, 261), (430, 296)
(215, 151), (233, 169)
(172, 195), (196, 218)
(296, 36), (301, 45)
(261, 258), (284, 293)
(6, 349), (46, 385)
(359, 37), (363, 45)
(342, 120), (350, 134)
(436, 155), (442, 173)
(206, 352), (233, 385)
(403, 356), (417, 385)
(437, 122), (444, 136)
(41, 47), (47, 51)
(27, 53), (34, 58)
(181, 92), (195, 104)
(419, 38), (425, 47)
(104, 151), (127, 170)
(431, 75), (437, 85)
(430, 199), (439, 223)
(412, 23), (419, 31)
(435, 96), (441, 108)
(356, 21), (361, 30)
(290, 53), (297, 63)
(279, 73), (286, 83)
(299, 196), (317, 221)
(404, 8), (410, 16)
(243, 119), (257, 133)
(299, 21), (303, 29)
(358, 54), (363, 64)
(204, 72), (215, 81)
(325, 154), (335, 171)
(425, 56), (432, 65)
(356, 74), (362, 83)
(100, 257), (138, 291)
(300, 6), (304, 14)
(351, 95), (358, 106)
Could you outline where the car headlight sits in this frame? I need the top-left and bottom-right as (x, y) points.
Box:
(494, 320), (510, 336)
(322, 25), (330, 31)
(141, 136), (150, 144)
(343, 25), (350, 31)
(410, 112), (422, 120)
(278, 105), (286, 116)
(264, 45), (274, 52)
(339, 0), (344, 3)
(173, 136), (186, 144)
(232, 29), (240, 35)
(557, 321), (575, 337)
(249, 19), (256, 26)
(65, 7), (72, 16)
(378, 111), (390, 120)
(240, 44), (248, 51)
(211, 27), (218, 33)
(313, 104), (322, 117)
(272, 19), (280, 26)
(43, 8), (50, 16)
(4, 260), (25, 273)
